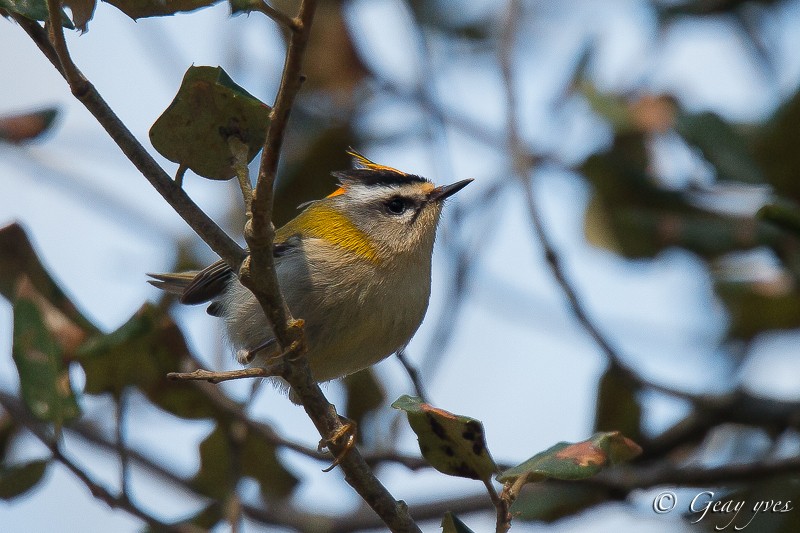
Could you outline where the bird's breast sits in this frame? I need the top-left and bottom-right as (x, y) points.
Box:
(284, 239), (432, 382)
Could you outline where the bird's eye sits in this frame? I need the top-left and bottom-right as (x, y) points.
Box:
(385, 198), (407, 215)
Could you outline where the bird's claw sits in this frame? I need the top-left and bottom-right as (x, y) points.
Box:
(319, 418), (357, 472)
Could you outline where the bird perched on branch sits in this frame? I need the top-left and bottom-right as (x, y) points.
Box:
(150, 150), (472, 385)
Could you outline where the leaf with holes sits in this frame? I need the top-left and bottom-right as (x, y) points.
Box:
(12, 299), (80, 427)
(0, 460), (49, 500)
(497, 431), (641, 487)
(392, 395), (496, 481)
(150, 66), (270, 180)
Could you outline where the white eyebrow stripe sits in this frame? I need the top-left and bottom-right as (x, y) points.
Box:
(343, 183), (403, 202)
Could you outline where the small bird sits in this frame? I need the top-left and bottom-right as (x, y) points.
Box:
(149, 150), (471, 385)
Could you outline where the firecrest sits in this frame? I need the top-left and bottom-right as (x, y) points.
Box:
(149, 150), (472, 384)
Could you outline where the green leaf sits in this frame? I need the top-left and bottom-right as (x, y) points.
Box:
(241, 425), (299, 499)
(0, 414), (17, 459)
(753, 88), (800, 203)
(0, 0), (74, 27)
(273, 124), (355, 227)
(0, 108), (59, 144)
(0, 460), (49, 500)
(12, 299), (80, 426)
(580, 82), (638, 133)
(391, 395), (497, 481)
(675, 111), (765, 184)
(150, 66), (270, 180)
(343, 368), (385, 445)
(102, 0), (220, 19)
(594, 366), (641, 442)
(0, 223), (96, 333)
(758, 202), (800, 238)
(78, 304), (218, 419)
(716, 281), (800, 340)
(585, 202), (782, 260)
(441, 511), (476, 533)
(510, 483), (610, 522)
(193, 424), (298, 501)
(496, 432), (641, 485)
(227, 0), (260, 15)
(64, 0), (96, 31)
(192, 425), (231, 500)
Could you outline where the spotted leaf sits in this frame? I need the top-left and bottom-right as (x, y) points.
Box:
(392, 395), (496, 481)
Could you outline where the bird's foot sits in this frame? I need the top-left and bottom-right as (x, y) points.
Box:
(318, 416), (357, 472)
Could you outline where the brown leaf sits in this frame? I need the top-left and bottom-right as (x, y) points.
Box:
(553, 442), (606, 468)
(15, 277), (87, 356)
(64, 0), (96, 31)
(0, 108), (58, 144)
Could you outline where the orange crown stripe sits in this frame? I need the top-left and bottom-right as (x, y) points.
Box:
(347, 148), (407, 175)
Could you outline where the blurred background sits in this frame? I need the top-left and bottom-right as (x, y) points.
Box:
(2, 0), (800, 531)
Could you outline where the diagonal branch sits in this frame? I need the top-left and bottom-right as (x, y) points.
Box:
(254, 0), (299, 31)
(224, 0), (422, 530)
(395, 349), (430, 404)
(12, 13), (245, 269)
(0, 393), (182, 532)
(498, 0), (646, 391)
(17, 2), (419, 530)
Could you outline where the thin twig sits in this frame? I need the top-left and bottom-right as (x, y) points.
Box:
(225, 422), (246, 533)
(175, 163), (188, 188)
(483, 478), (511, 533)
(13, 14), (245, 269)
(179, 370), (433, 469)
(0, 394), (179, 532)
(229, 137), (253, 214)
(498, 0), (646, 390)
(254, 0), (299, 31)
(115, 389), (131, 501)
(167, 366), (276, 383)
(395, 349), (429, 404)
(233, 0), (422, 530)
(45, 0), (82, 87)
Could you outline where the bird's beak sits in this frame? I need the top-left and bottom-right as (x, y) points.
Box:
(428, 178), (473, 202)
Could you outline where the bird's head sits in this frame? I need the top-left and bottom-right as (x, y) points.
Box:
(306, 150), (472, 262)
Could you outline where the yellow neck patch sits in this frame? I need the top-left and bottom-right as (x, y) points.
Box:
(279, 205), (380, 263)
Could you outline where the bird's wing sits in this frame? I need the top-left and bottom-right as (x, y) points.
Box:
(148, 239), (297, 306)
(148, 261), (232, 305)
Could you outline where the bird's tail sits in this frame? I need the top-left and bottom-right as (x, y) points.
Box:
(147, 272), (198, 297)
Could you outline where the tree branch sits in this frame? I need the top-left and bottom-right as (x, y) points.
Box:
(497, 0), (658, 398)
(254, 0), (299, 31)
(12, 14), (245, 269)
(0, 393), (182, 532)
(167, 366), (277, 383)
(395, 349), (429, 404)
